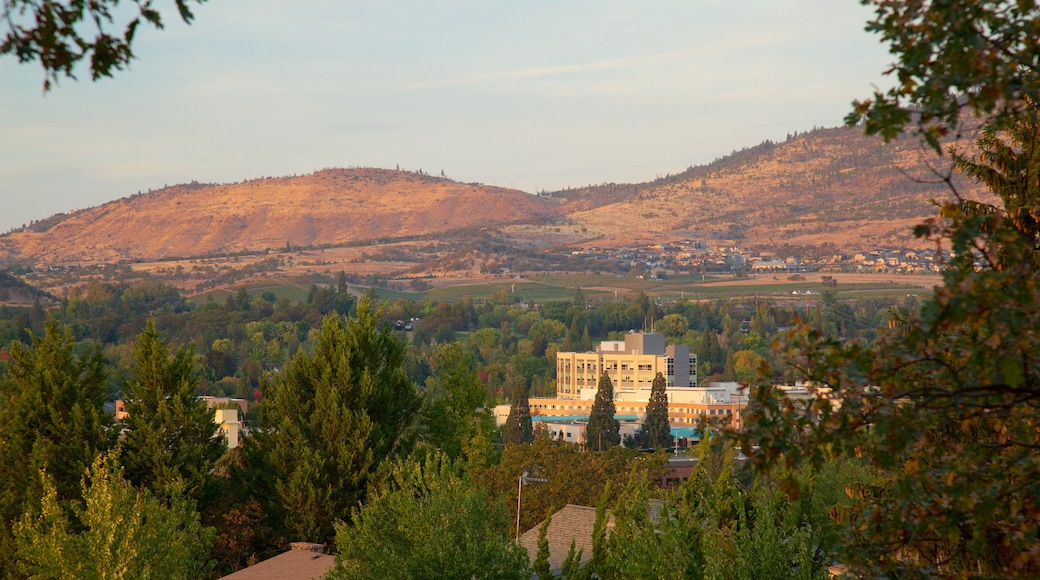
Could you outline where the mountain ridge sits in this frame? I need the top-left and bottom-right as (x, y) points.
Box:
(0, 127), (991, 269)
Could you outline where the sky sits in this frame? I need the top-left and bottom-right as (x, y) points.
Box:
(0, 1), (892, 233)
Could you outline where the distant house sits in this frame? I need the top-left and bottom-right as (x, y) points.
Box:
(220, 542), (335, 580)
(111, 396), (247, 449)
(200, 396), (249, 449)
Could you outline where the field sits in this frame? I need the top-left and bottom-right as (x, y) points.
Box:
(182, 269), (941, 307)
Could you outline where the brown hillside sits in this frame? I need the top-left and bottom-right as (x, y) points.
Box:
(512, 127), (992, 252)
(0, 168), (555, 265)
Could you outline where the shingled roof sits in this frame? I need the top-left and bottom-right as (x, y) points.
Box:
(220, 542), (336, 580)
(518, 505), (614, 576)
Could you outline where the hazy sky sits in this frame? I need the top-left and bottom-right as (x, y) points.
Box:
(0, 1), (891, 233)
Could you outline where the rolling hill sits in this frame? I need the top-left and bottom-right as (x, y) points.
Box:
(505, 126), (989, 252)
(0, 126), (992, 270)
(0, 168), (554, 266)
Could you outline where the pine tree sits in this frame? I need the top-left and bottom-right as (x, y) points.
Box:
(504, 379), (534, 445)
(0, 318), (114, 573)
(532, 515), (553, 580)
(120, 319), (223, 499)
(641, 372), (670, 449)
(579, 325), (592, 353)
(585, 373), (619, 451)
(247, 297), (421, 547)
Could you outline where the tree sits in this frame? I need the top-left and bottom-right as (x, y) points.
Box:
(247, 297), (421, 548)
(329, 452), (530, 580)
(120, 319), (223, 499)
(418, 342), (493, 460)
(504, 378), (534, 445)
(951, 98), (1040, 270)
(585, 373), (619, 451)
(848, 0), (1040, 149)
(742, 197), (1040, 575)
(14, 451), (214, 579)
(640, 372), (670, 450)
(1, 0), (205, 91)
(0, 318), (114, 574)
(733, 3), (1040, 576)
(533, 516), (553, 580)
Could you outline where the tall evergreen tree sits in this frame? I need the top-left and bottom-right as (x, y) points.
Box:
(120, 319), (223, 499)
(641, 372), (670, 449)
(247, 297), (421, 547)
(579, 325), (592, 353)
(0, 318), (114, 574)
(504, 379), (534, 445)
(585, 373), (619, 451)
(533, 515), (552, 580)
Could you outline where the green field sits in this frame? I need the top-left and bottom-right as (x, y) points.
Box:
(190, 272), (934, 307)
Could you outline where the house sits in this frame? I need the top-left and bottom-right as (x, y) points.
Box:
(111, 396), (248, 449)
(219, 542), (335, 580)
(200, 396), (249, 449)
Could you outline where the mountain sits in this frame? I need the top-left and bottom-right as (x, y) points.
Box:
(0, 127), (991, 269)
(504, 126), (989, 253)
(0, 168), (554, 266)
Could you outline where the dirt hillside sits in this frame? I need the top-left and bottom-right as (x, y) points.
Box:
(0, 168), (555, 265)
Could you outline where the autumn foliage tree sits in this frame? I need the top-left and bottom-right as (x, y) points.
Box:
(738, 2), (1040, 576)
(1, 0), (206, 91)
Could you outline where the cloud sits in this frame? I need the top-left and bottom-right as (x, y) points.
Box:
(400, 32), (784, 91)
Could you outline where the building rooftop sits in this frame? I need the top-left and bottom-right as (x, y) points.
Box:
(520, 505), (612, 576)
(220, 542), (335, 580)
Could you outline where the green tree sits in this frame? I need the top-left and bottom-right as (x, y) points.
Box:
(14, 451), (214, 579)
(329, 452), (530, 580)
(600, 438), (844, 580)
(0, 318), (114, 573)
(532, 515), (553, 580)
(504, 378), (534, 445)
(1, 0), (206, 91)
(604, 472), (703, 579)
(419, 342), (493, 460)
(657, 313), (689, 337)
(120, 319), (222, 499)
(640, 372), (670, 450)
(247, 297), (421, 548)
(586, 373), (619, 452)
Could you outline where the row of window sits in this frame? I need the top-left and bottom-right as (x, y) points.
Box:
(535, 404), (734, 415)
